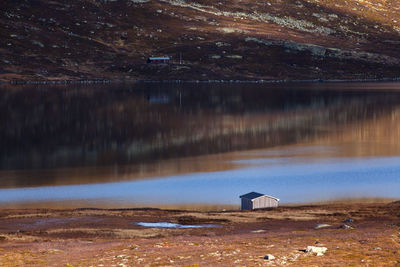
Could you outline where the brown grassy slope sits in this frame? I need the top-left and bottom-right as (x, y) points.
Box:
(1, 0), (400, 81)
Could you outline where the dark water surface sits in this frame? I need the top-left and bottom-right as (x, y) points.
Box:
(1, 82), (400, 207)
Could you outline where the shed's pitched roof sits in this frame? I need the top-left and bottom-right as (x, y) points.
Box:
(240, 192), (264, 199)
(240, 191), (279, 201)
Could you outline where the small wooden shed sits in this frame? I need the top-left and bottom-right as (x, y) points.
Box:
(147, 56), (170, 64)
(240, 192), (279, 210)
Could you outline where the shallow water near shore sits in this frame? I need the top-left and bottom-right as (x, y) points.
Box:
(135, 222), (221, 228)
(1, 82), (400, 208)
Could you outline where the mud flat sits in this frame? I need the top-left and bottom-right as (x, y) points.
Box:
(0, 201), (399, 266)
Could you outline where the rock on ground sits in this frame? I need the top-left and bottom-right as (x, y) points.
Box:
(264, 254), (275, 260)
(306, 246), (328, 256)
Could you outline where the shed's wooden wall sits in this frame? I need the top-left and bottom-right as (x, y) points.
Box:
(241, 196), (279, 210)
(241, 198), (253, 210)
(253, 196), (278, 209)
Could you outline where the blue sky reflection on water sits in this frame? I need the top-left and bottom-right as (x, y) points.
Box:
(0, 154), (399, 206)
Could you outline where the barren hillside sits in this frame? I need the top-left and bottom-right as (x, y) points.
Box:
(1, 0), (400, 81)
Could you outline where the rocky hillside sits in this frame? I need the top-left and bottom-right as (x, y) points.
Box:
(1, 0), (400, 81)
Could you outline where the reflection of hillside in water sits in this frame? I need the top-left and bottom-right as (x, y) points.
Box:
(1, 83), (400, 187)
(314, 107), (400, 157)
(1, 83), (399, 169)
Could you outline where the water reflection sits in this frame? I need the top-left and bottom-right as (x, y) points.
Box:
(1, 82), (400, 191)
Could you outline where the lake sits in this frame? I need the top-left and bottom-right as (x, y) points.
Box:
(1, 82), (400, 208)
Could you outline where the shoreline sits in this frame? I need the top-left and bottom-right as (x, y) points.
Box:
(0, 197), (397, 211)
(1, 76), (400, 86)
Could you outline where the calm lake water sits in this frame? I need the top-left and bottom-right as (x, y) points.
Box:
(1, 82), (400, 208)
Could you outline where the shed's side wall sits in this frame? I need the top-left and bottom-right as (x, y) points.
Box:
(241, 198), (253, 210)
(253, 196), (278, 209)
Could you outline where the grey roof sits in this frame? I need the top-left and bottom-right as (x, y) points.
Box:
(240, 191), (280, 201)
(240, 192), (264, 199)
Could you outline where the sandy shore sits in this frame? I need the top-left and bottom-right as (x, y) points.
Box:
(0, 202), (399, 266)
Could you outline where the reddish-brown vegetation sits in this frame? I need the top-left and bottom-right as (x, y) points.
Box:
(0, 202), (399, 266)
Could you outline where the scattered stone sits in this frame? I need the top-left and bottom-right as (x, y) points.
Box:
(219, 27), (246, 34)
(209, 55), (221, 59)
(264, 254), (275, 260)
(173, 65), (191, 71)
(116, 254), (128, 258)
(215, 41), (231, 47)
(251, 229), (266, 233)
(31, 40), (44, 48)
(374, 247), (382, 250)
(344, 218), (354, 223)
(305, 246), (327, 256)
(48, 249), (62, 253)
(225, 55), (243, 59)
(314, 224), (332, 229)
(245, 37), (273, 46)
(340, 224), (354, 229)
